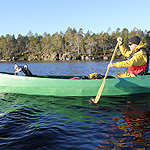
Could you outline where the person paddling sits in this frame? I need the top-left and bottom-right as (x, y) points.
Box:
(108, 36), (149, 78)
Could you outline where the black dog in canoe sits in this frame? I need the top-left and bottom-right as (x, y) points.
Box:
(14, 64), (35, 77)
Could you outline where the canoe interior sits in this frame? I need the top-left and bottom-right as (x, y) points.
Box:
(0, 72), (115, 79)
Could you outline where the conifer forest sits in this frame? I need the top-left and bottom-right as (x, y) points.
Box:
(0, 27), (150, 61)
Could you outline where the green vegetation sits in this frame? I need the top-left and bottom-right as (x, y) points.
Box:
(0, 27), (150, 61)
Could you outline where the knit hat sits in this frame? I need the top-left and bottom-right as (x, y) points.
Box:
(129, 36), (141, 45)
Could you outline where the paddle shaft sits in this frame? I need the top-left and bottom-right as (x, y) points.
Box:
(93, 42), (119, 104)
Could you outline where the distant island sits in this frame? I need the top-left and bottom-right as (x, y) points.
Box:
(0, 27), (150, 62)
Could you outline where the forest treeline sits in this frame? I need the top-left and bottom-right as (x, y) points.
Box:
(0, 27), (150, 61)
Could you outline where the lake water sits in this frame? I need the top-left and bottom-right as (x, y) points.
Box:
(0, 60), (150, 150)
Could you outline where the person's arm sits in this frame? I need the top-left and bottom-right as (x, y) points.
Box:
(113, 50), (147, 68)
(117, 37), (132, 57)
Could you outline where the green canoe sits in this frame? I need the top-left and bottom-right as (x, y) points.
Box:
(0, 72), (150, 96)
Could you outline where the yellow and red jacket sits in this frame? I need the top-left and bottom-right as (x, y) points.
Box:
(113, 43), (149, 75)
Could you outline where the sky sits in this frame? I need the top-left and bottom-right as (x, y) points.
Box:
(0, 0), (150, 38)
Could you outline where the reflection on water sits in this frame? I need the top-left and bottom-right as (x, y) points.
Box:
(97, 94), (150, 149)
(0, 93), (150, 149)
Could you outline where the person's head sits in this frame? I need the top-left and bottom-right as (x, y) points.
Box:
(129, 36), (141, 52)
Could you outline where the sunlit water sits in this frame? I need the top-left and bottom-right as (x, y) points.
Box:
(0, 60), (150, 150)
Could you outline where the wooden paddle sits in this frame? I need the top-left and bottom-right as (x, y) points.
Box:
(92, 42), (119, 104)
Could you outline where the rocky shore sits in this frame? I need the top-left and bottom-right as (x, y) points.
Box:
(0, 50), (124, 62)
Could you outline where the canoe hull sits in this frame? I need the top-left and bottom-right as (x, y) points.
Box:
(0, 72), (150, 96)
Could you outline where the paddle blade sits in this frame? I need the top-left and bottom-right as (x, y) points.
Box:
(92, 79), (106, 104)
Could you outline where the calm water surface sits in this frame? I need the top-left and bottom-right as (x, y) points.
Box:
(0, 61), (150, 150)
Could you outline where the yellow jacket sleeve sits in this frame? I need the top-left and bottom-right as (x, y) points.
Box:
(113, 50), (147, 68)
(119, 43), (132, 57)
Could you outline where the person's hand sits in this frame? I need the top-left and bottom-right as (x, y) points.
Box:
(107, 63), (114, 69)
(117, 37), (123, 43)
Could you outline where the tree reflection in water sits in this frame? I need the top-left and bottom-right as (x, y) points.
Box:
(97, 95), (150, 149)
